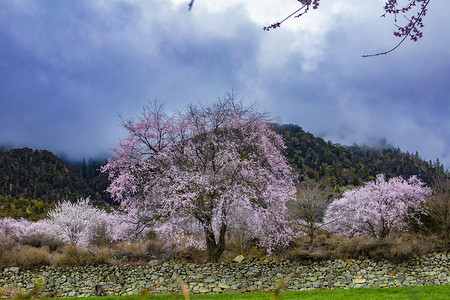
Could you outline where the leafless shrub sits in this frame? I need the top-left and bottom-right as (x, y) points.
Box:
(330, 232), (442, 262)
(425, 178), (450, 247)
(289, 182), (334, 247)
(175, 246), (207, 264)
(52, 244), (95, 266)
(3, 246), (51, 268)
(0, 235), (16, 254)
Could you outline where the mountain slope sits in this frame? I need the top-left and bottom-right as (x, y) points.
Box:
(0, 148), (93, 203)
(270, 123), (446, 189)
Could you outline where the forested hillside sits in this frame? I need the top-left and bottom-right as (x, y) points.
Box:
(0, 148), (93, 203)
(270, 124), (447, 190)
(69, 158), (111, 203)
(0, 124), (447, 220)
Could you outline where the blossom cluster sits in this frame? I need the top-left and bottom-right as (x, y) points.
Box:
(102, 98), (297, 259)
(0, 198), (134, 248)
(323, 174), (432, 238)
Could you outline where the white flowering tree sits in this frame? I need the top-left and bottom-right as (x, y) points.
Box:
(42, 198), (110, 247)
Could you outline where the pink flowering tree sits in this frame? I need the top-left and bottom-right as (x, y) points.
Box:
(323, 174), (432, 238)
(0, 217), (47, 251)
(0, 218), (46, 241)
(103, 96), (296, 261)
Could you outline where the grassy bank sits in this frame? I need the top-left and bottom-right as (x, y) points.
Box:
(42, 285), (450, 300)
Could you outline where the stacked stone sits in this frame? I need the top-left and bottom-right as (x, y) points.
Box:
(0, 253), (449, 298)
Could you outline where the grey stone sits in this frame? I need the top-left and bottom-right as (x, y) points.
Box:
(233, 255), (245, 263)
(218, 282), (230, 289)
(198, 287), (210, 293)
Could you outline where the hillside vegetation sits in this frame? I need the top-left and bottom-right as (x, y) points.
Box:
(0, 124), (447, 221)
(271, 124), (446, 190)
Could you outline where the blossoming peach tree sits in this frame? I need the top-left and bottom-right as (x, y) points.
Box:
(323, 174), (432, 238)
(102, 96), (296, 261)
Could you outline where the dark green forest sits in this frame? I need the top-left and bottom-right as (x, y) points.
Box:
(0, 148), (93, 202)
(0, 125), (447, 220)
(0, 148), (107, 218)
(270, 124), (447, 191)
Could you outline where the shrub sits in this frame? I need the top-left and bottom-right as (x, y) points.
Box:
(174, 246), (207, 264)
(425, 178), (450, 247)
(332, 235), (393, 260)
(386, 233), (442, 261)
(144, 239), (176, 260)
(331, 232), (441, 262)
(85, 217), (114, 247)
(0, 234), (16, 254)
(283, 247), (331, 261)
(1, 246), (51, 268)
(110, 242), (146, 263)
(52, 244), (94, 266)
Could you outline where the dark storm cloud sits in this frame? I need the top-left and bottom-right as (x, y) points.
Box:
(0, 0), (261, 159)
(0, 0), (448, 169)
(240, 1), (450, 168)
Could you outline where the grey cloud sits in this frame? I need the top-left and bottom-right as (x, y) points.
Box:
(0, 0), (448, 169)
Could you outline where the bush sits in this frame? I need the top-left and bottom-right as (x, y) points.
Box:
(145, 239), (176, 260)
(110, 242), (146, 263)
(174, 246), (207, 264)
(86, 218), (114, 247)
(425, 178), (450, 247)
(331, 233), (442, 262)
(283, 247), (331, 261)
(1, 246), (51, 268)
(385, 233), (442, 261)
(276, 230), (444, 263)
(0, 234), (16, 254)
(332, 235), (393, 260)
(52, 244), (95, 266)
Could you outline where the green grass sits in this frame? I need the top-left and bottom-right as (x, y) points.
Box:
(42, 285), (450, 300)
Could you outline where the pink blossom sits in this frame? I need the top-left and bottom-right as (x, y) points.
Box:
(324, 174), (432, 238)
(103, 97), (297, 260)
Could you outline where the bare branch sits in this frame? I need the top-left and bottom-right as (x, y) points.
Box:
(362, 34), (409, 58)
(188, 0), (195, 11)
(363, 0), (431, 57)
(261, 0), (431, 57)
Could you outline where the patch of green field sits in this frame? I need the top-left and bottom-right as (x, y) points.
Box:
(44, 285), (450, 300)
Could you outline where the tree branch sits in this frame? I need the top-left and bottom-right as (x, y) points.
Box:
(188, 0), (195, 11)
(362, 0), (431, 57)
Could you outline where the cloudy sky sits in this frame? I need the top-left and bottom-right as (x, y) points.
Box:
(1, 0), (449, 168)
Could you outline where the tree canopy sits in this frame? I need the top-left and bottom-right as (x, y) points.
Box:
(103, 96), (296, 261)
(324, 174), (432, 238)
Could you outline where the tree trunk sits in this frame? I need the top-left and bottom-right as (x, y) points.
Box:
(204, 220), (227, 262)
(308, 231), (315, 249)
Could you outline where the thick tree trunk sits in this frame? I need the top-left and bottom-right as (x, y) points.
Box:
(204, 220), (227, 262)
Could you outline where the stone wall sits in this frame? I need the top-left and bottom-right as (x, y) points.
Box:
(1, 253), (449, 298)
